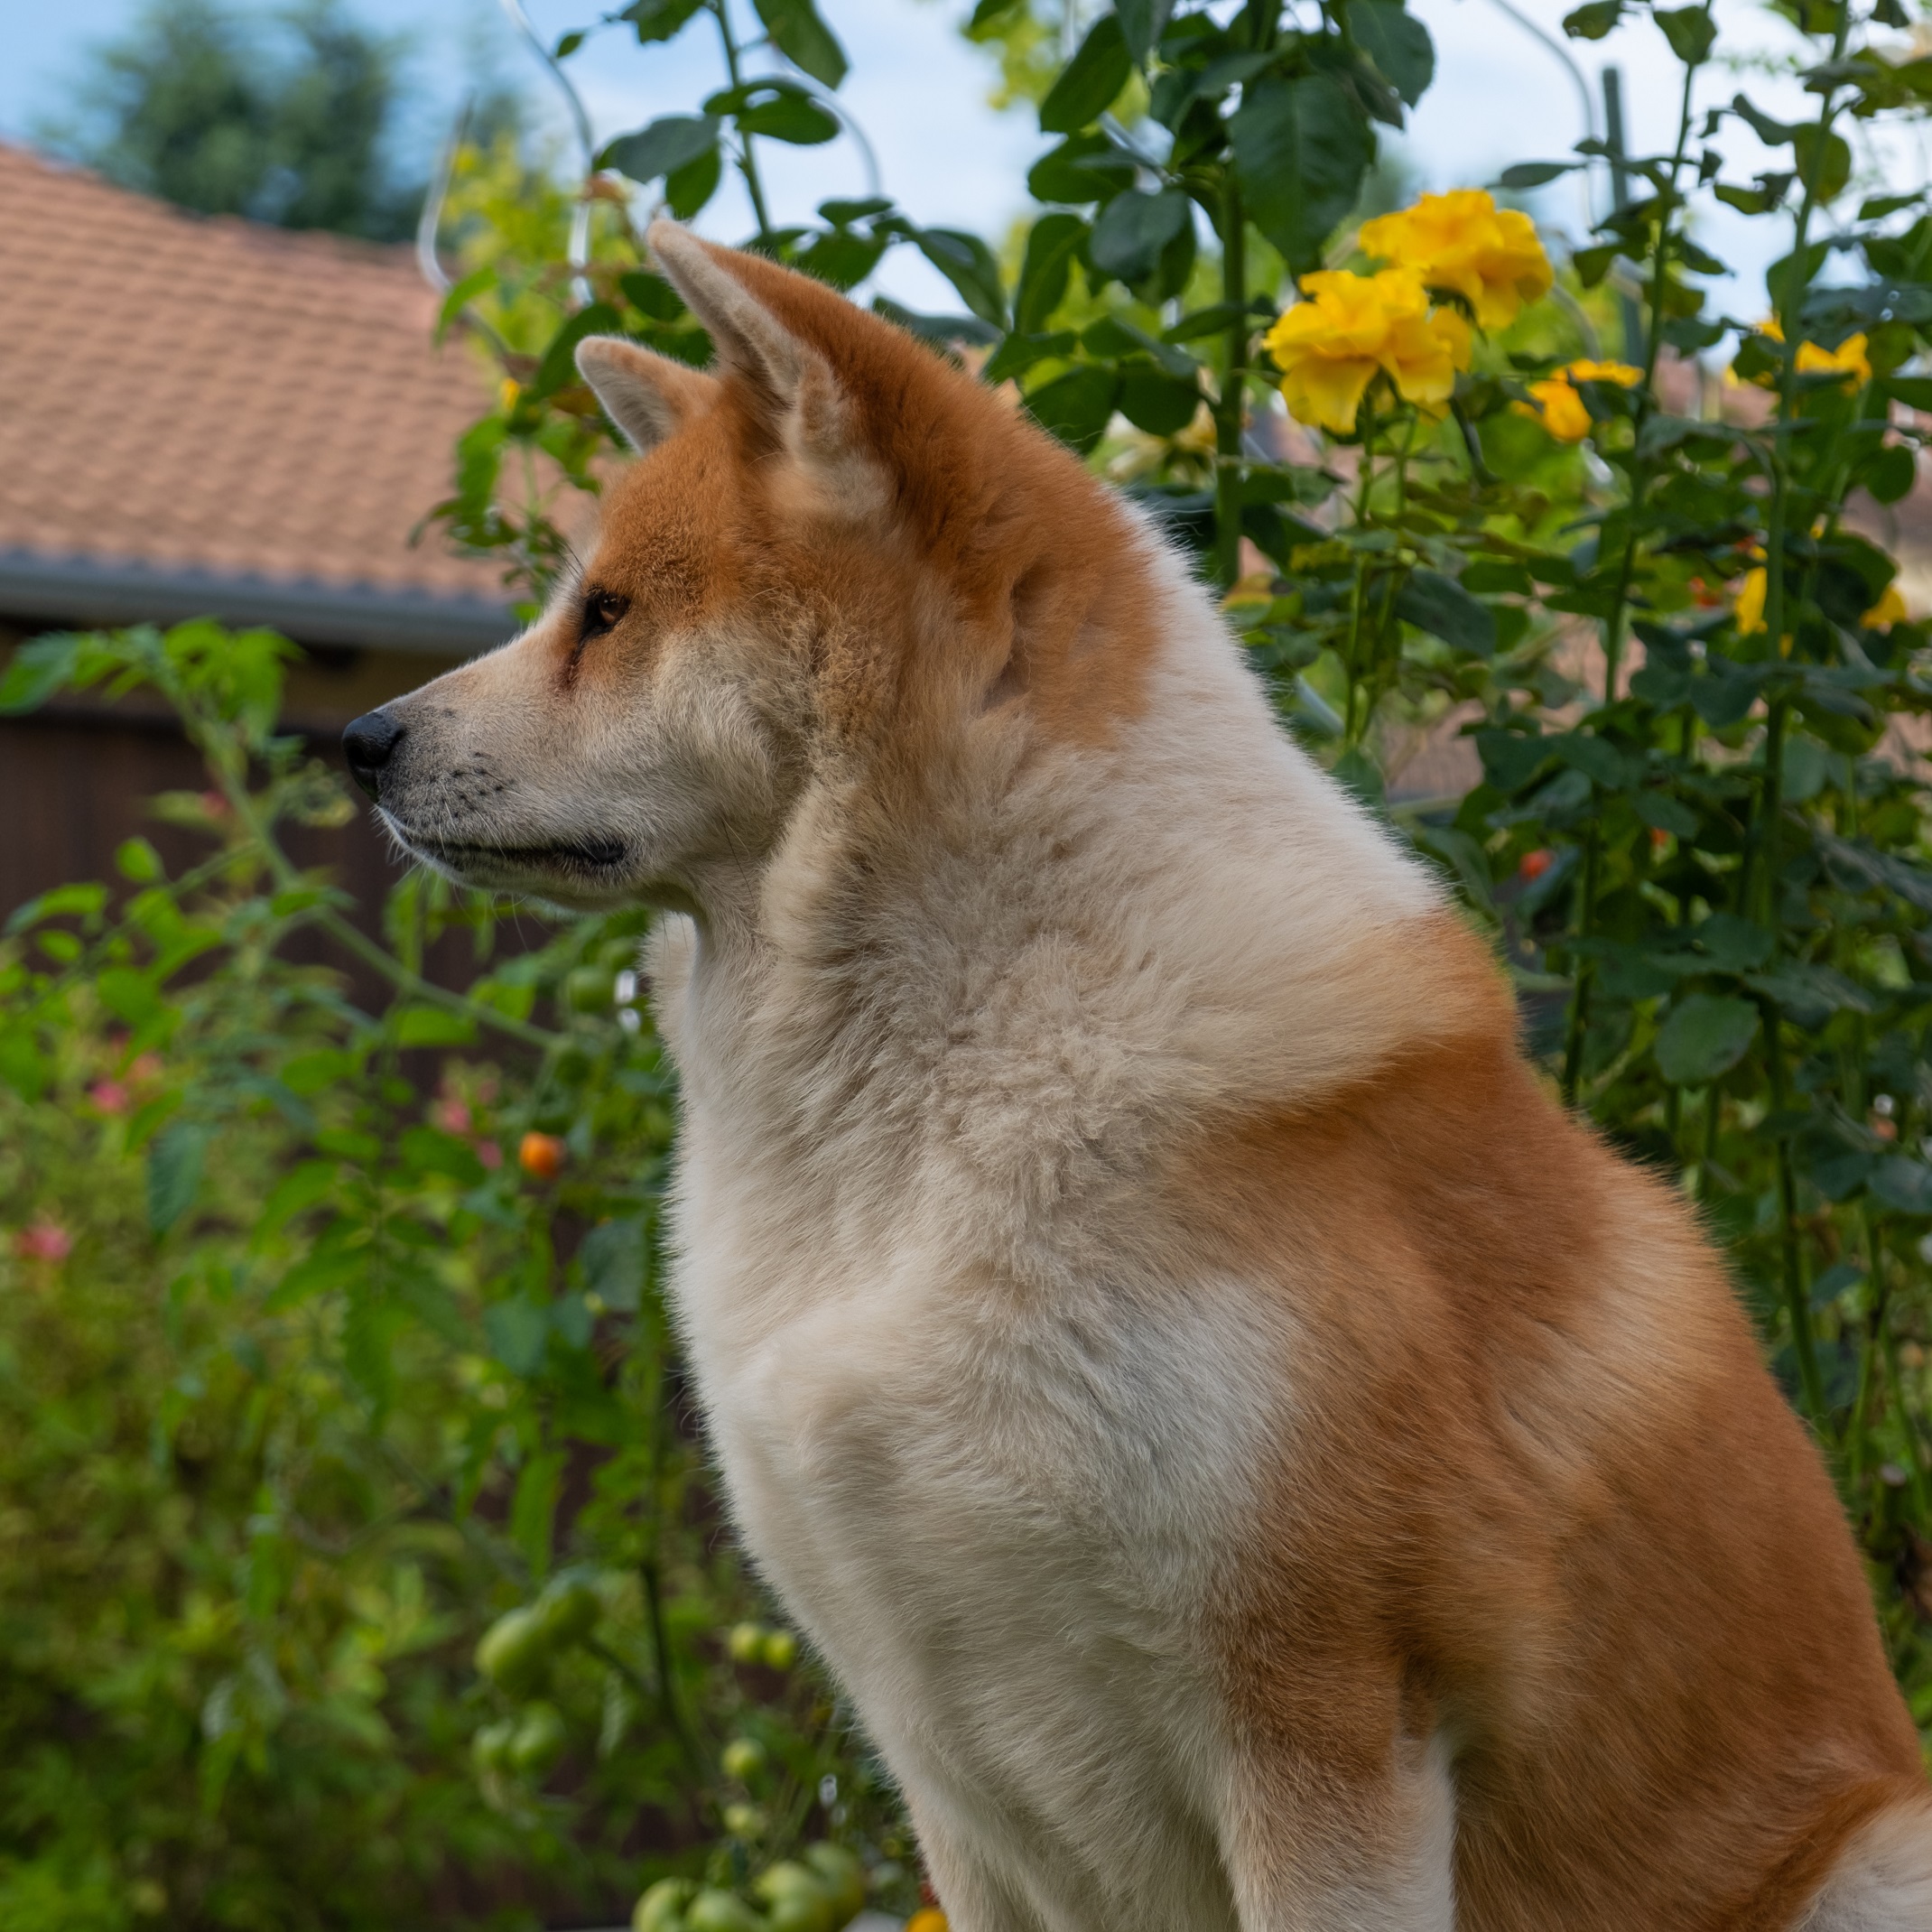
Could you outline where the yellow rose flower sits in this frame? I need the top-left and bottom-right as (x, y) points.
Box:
(1862, 581), (1909, 628)
(1264, 269), (1473, 434)
(1735, 566), (1768, 636)
(1733, 319), (1871, 390)
(1359, 189), (1554, 330)
(1514, 359), (1643, 442)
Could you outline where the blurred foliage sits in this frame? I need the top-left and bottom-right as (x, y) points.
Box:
(0, 626), (915, 1929)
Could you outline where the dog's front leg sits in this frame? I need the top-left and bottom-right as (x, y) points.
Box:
(1218, 1731), (1457, 1932)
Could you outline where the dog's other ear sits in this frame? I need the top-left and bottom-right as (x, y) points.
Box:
(574, 337), (720, 453)
(646, 219), (856, 474)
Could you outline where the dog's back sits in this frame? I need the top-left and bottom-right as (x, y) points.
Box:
(366, 229), (1932, 1927)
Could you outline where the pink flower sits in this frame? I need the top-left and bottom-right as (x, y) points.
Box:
(476, 1140), (503, 1170)
(88, 1081), (130, 1115)
(14, 1223), (72, 1262)
(433, 1097), (471, 1135)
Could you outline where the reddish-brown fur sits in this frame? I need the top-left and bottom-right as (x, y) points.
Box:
(1175, 926), (1921, 1927)
(581, 243), (1163, 751)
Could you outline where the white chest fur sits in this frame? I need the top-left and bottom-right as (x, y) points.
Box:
(670, 1097), (1282, 1931)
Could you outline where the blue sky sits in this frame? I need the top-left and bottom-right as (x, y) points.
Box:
(4, 0), (1921, 313)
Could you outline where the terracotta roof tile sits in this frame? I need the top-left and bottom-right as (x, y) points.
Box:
(0, 141), (502, 603)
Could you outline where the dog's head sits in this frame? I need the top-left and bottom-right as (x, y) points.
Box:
(343, 224), (1158, 914)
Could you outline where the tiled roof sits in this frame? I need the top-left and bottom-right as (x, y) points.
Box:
(0, 141), (506, 627)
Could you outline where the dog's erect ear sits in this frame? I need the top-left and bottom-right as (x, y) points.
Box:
(646, 219), (853, 469)
(574, 337), (720, 453)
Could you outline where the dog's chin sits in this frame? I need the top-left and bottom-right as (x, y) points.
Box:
(384, 818), (638, 906)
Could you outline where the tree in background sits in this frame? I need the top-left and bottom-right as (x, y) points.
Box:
(42, 0), (425, 241)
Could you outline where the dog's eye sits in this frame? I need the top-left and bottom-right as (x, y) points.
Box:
(579, 590), (629, 643)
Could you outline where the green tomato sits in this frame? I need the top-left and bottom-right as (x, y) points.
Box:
(475, 1605), (551, 1698)
(470, 1718), (516, 1776)
(800, 1846), (867, 1924)
(726, 1621), (767, 1664)
(634, 1878), (698, 1932)
(507, 1700), (567, 1777)
(534, 1576), (600, 1649)
(721, 1801), (764, 1838)
(683, 1888), (767, 1932)
(753, 1865), (833, 1932)
(760, 1630), (798, 1671)
(720, 1737), (767, 1783)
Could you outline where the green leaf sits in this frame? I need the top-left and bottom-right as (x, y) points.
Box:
(619, 0), (707, 42)
(1862, 442), (1917, 505)
(1655, 993), (1760, 1086)
(1394, 570), (1497, 656)
(1027, 130), (1134, 206)
(1874, 1157), (1932, 1215)
(1025, 366), (1123, 452)
(969, 0), (1022, 23)
(750, 0), (849, 88)
(599, 114), (720, 183)
(1562, 0), (1622, 37)
(1039, 15), (1131, 135)
(581, 1215), (648, 1314)
(1498, 161), (1577, 189)
(533, 302), (622, 399)
(1116, 0), (1176, 62)
(1016, 212), (1088, 332)
(485, 1296), (551, 1377)
(148, 1121), (212, 1234)
(1231, 75), (1374, 274)
(983, 330), (1077, 383)
(511, 1448), (565, 1579)
(1730, 94), (1797, 147)
(701, 79), (836, 144)
(665, 144), (723, 219)
(914, 228), (1009, 328)
(1692, 912), (1774, 971)
(1347, 0), (1435, 108)
(115, 837), (164, 883)
(1089, 189), (1192, 283)
(0, 635), (79, 714)
(1119, 367), (1202, 434)
(1790, 125), (1852, 205)
(1653, 6), (1715, 64)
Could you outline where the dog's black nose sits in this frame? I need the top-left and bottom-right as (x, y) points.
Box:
(342, 710), (404, 801)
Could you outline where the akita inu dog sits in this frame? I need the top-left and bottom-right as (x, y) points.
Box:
(343, 225), (1932, 1929)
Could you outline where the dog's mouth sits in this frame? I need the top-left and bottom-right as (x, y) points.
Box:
(389, 825), (632, 879)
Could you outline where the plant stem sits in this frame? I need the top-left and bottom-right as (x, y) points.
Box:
(1763, 1002), (1827, 1426)
(1213, 175), (1249, 591)
(1559, 24), (1707, 1108)
(711, 0), (774, 242)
